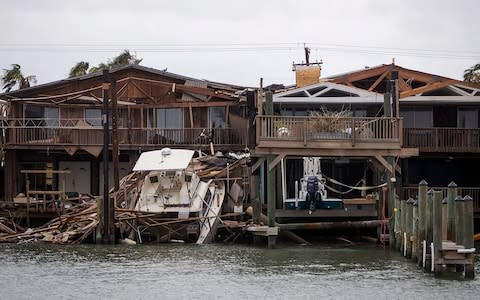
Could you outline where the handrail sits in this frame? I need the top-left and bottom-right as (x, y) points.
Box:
(404, 127), (480, 152)
(2, 124), (248, 147)
(256, 115), (401, 144)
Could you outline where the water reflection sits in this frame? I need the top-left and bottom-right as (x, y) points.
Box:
(0, 243), (478, 300)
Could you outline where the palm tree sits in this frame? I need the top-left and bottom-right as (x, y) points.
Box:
(463, 63), (480, 83)
(69, 61), (90, 78)
(88, 50), (142, 73)
(88, 63), (109, 74)
(109, 49), (142, 68)
(1, 64), (37, 92)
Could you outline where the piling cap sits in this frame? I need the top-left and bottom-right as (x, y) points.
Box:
(448, 181), (457, 188)
(463, 195), (473, 202)
(427, 189), (434, 195)
(442, 197), (448, 204)
(419, 180), (428, 186)
(406, 198), (415, 205)
(455, 195), (464, 202)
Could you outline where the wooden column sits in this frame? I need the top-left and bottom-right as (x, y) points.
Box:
(111, 78), (119, 192)
(441, 198), (447, 241)
(101, 69), (114, 244)
(462, 195), (474, 249)
(417, 180), (427, 266)
(412, 200), (418, 261)
(400, 198), (406, 252)
(424, 188), (433, 271)
(405, 198), (414, 258)
(267, 155), (276, 248)
(454, 195), (464, 246)
(446, 182), (457, 241)
(463, 195), (475, 279)
(432, 191), (443, 275)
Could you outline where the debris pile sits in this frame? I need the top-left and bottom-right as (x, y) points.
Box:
(0, 201), (98, 244)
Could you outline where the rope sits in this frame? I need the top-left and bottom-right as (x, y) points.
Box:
(323, 174), (387, 191)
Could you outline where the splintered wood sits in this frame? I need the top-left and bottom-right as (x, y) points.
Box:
(0, 201), (98, 245)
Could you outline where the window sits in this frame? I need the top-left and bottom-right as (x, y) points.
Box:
(458, 108), (478, 129)
(400, 108), (433, 128)
(44, 107), (59, 127)
(208, 107), (226, 128)
(156, 108), (183, 128)
(24, 106), (59, 126)
(85, 108), (102, 127)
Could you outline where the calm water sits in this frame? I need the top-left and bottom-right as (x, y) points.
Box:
(0, 243), (478, 300)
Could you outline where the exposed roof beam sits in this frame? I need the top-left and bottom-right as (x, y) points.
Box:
(400, 80), (456, 98)
(368, 70), (389, 91)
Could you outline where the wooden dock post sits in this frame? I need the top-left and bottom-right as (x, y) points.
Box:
(399, 198), (406, 251)
(432, 191), (443, 276)
(405, 198), (414, 258)
(394, 191), (400, 249)
(446, 182), (457, 241)
(266, 155), (276, 248)
(417, 180), (427, 267)
(463, 195), (475, 279)
(424, 189), (434, 272)
(441, 198), (447, 241)
(454, 195), (464, 248)
(411, 200), (418, 261)
(454, 195), (465, 274)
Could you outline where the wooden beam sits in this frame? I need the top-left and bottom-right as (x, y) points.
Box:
(368, 71), (389, 91)
(268, 153), (286, 171)
(331, 65), (389, 84)
(188, 103), (194, 128)
(400, 80), (456, 98)
(398, 75), (413, 93)
(375, 154), (393, 174)
(254, 147), (418, 158)
(117, 77), (237, 101)
(251, 157), (266, 172)
(131, 81), (155, 102)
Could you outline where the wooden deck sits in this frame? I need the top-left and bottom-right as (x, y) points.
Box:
(255, 115), (415, 157)
(404, 127), (480, 153)
(1, 119), (248, 150)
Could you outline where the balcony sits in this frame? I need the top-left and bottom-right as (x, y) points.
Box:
(1, 119), (248, 150)
(403, 128), (480, 153)
(255, 116), (407, 157)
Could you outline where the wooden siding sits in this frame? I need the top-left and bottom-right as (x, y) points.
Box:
(404, 128), (480, 152)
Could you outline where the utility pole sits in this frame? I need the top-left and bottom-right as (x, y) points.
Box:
(111, 78), (119, 192)
(101, 69), (114, 244)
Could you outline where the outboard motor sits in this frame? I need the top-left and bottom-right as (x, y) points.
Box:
(306, 176), (321, 212)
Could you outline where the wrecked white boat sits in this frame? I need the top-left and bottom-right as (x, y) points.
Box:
(132, 148), (225, 243)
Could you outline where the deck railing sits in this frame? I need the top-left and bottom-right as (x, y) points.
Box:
(403, 127), (480, 152)
(402, 186), (480, 212)
(257, 116), (402, 144)
(1, 119), (247, 148)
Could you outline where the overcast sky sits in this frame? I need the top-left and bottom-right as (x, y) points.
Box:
(1, 0), (479, 88)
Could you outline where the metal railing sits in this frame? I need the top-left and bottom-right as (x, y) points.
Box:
(403, 127), (480, 152)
